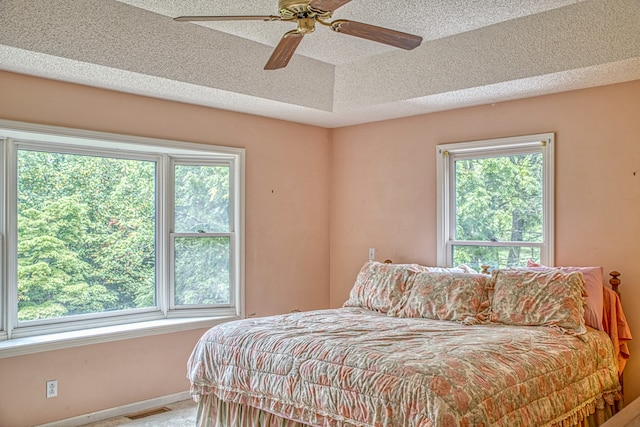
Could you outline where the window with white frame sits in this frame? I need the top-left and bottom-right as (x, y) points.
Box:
(0, 121), (244, 342)
(436, 133), (554, 271)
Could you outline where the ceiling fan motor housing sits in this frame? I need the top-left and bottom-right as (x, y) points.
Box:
(278, 0), (312, 18)
(279, 0), (331, 19)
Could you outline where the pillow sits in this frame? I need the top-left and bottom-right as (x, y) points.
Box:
(425, 264), (478, 274)
(527, 260), (604, 330)
(489, 269), (587, 336)
(343, 261), (425, 313)
(388, 271), (490, 324)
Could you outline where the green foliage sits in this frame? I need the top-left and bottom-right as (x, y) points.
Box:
(174, 237), (230, 305)
(174, 164), (230, 233)
(18, 302), (67, 321)
(453, 152), (543, 269)
(17, 151), (155, 320)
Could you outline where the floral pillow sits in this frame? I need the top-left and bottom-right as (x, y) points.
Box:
(527, 260), (604, 330)
(489, 269), (587, 336)
(343, 261), (426, 313)
(388, 272), (490, 324)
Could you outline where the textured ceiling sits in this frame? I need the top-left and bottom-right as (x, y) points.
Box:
(1, 0), (639, 128)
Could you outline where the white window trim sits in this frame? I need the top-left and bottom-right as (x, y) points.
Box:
(0, 316), (239, 358)
(0, 119), (245, 357)
(436, 133), (554, 268)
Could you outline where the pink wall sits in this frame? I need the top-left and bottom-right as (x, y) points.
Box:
(331, 80), (640, 401)
(0, 329), (207, 425)
(1, 71), (640, 423)
(0, 71), (331, 426)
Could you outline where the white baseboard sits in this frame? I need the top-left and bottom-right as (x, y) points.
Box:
(36, 390), (192, 427)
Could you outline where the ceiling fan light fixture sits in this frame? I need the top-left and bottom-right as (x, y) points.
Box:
(297, 17), (316, 34)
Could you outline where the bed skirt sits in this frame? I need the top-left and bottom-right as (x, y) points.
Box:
(194, 393), (620, 427)
(196, 394), (315, 427)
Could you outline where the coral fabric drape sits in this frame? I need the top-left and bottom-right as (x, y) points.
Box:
(602, 287), (632, 375)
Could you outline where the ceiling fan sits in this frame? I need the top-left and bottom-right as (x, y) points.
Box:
(174, 0), (423, 70)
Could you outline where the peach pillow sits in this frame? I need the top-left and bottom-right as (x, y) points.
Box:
(388, 272), (490, 324)
(527, 261), (604, 330)
(490, 269), (587, 336)
(343, 261), (425, 313)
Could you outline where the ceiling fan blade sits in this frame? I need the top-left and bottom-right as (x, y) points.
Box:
(330, 20), (422, 50)
(264, 31), (304, 70)
(309, 0), (352, 12)
(174, 15), (282, 22)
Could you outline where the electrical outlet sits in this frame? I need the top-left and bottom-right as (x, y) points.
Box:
(46, 380), (58, 399)
(368, 248), (375, 261)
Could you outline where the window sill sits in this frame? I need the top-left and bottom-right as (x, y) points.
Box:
(0, 316), (238, 358)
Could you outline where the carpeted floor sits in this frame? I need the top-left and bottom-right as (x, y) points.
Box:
(81, 399), (197, 426)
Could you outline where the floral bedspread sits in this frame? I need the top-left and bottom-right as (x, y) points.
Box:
(187, 308), (621, 427)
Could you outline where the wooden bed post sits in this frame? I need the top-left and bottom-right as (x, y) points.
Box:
(610, 271), (621, 297)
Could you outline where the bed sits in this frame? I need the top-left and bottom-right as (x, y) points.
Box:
(187, 261), (632, 427)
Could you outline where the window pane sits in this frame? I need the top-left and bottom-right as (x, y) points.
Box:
(174, 236), (230, 305)
(174, 165), (229, 233)
(454, 153), (543, 243)
(17, 150), (156, 321)
(452, 245), (540, 270)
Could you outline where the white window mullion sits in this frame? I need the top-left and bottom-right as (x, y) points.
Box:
(435, 147), (449, 267)
(447, 152), (456, 267)
(233, 154), (245, 319)
(168, 233), (176, 311)
(0, 140), (3, 338)
(4, 138), (17, 339)
(157, 154), (170, 317)
(542, 137), (555, 266)
(228, 161), (238, 313)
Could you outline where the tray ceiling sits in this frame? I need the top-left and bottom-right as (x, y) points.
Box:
(1, 0), (639, 128)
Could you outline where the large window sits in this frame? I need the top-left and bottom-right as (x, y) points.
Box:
(436, 133), (554, 270)
(0, 120), (244, 343)
(16, 150), (157, 322)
